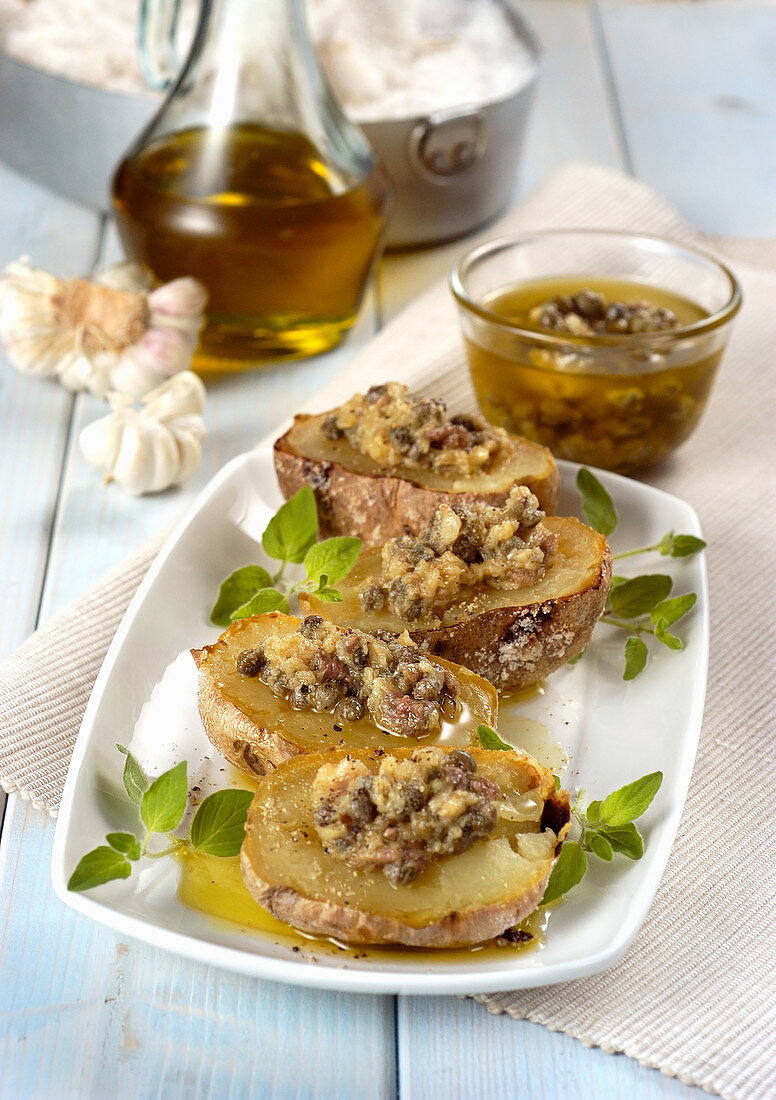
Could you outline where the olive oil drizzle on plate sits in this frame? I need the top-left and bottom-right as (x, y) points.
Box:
(176, 849), (549, 964)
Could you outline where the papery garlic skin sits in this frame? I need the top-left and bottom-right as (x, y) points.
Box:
(79, 371), (207, 496)
(0, 257), (207, 398)
(0, 258), (72, 376)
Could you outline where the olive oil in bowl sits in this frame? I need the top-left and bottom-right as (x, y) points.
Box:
(451, 232), (741, 473)
(463, 277), (720, 472)
(112, 124), (391, 366)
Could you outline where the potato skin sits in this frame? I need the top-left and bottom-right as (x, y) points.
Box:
(300, 526), (613, 692)
(273, 415), (560, 547)
(407, 545), (613, 690)
(192, 648), (303, 778)
(240, 855), (550, 949)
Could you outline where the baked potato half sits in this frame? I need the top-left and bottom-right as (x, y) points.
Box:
(192, 613), (498, 779)
(301, 515), (612, 690)
(274, 410), (560, 547)
(241, 746), (571, 948)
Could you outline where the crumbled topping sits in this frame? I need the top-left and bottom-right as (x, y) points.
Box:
(312, 747), (501, 885)
(529, 289), (681, 336)
(359, 486), (558, 624)
(236, 617), (458, 737)
(319, 381), (510, 477)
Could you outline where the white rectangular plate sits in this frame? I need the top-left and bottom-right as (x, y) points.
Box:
(51, 450), (708, 995)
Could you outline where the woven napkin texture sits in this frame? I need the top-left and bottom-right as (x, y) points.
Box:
(1, 164), (774, 1099)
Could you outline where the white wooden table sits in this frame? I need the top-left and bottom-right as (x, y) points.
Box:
(0, 3), (773, 1096)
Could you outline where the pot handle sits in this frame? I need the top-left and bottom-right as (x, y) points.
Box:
(408, 107), (487, 185)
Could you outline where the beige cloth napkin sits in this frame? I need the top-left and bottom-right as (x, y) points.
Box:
(1, 164), (774, 1100)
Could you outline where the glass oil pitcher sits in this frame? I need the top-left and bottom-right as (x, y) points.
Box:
(112, 0), (392, 367)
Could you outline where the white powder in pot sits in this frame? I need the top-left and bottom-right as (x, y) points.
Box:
(310, 0), (537, 121)
(0, 0), (146, 94)
(0, 0), (536, 117)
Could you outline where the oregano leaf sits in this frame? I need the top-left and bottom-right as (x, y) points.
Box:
(67, 846), (132, 892)
(304, 537), (361, 587)
(211, 565), (272, 626)
(588, 832), (613, 861)
(140, 761), (188, 835)
(608, 575), (673, 618)
(262, 486), (318, 564)
(623, 636), (649, 680)
(650, 592), (696, 630)
(658, 532), (707, 558)
(600, 822), (644, 860)
(116, 743), (147, 805)
(476, 724), (512, 751)
(190, 789), (255, 857)
(654, 626), (683, 651)
(541, 841), (587, 905)
(586, 800), (602, 825)
(576, 468), (618, 536)
(229, 587), (290, 621)
(106, 832), (141, 860)
(314, 587), (343, 603)
(597, 771), (663, 827)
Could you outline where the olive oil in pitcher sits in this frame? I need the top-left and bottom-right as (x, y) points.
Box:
(113, 0), (391, 367)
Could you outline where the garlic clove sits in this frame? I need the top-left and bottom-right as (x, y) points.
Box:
(108, 353), (165, 401)
(78, 376), (206, 496)
(109, 414), (181, 495)
(172, 422), (206, 484)
(148, 277), (208, 320)
(79, 408), (126, 476)
(143, 371), (206, 420)
(58, 349), (115, 395)
(95, 262), (154, 293)
(110, 327), (196, 399)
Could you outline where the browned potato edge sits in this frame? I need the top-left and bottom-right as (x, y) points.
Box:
(274, 415), (560, 548)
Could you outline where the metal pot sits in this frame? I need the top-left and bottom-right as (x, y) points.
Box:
(0, 3), (539, 248)
(0, 51), (154, 211)
(364, 7), (540, 249)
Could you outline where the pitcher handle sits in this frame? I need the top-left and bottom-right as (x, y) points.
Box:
(139, 0), (186, 91)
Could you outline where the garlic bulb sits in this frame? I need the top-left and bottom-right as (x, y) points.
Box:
(0, 257), (207, 399)
(79, 372), (207, 496)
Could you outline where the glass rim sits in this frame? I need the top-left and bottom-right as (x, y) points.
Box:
(449, 228), (743, 346)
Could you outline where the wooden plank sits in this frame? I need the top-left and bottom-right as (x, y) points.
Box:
(519, 0), (625, 188)
(0, 800), (396, 1099)
(597, 0), (776, 235)
(379, 0), (625, 323)
(0, 162), (103, 659)
(398, 996), (707, 1099)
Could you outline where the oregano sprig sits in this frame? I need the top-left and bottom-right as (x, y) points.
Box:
(542, 771), (663, 904)
(475, 726), (662, 905)
(210, 487), (361, 625)
(575, 468), (704, 680)
(68, 745), (254, 892)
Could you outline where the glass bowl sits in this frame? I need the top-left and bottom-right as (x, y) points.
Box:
(450, 229), (741, 473)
